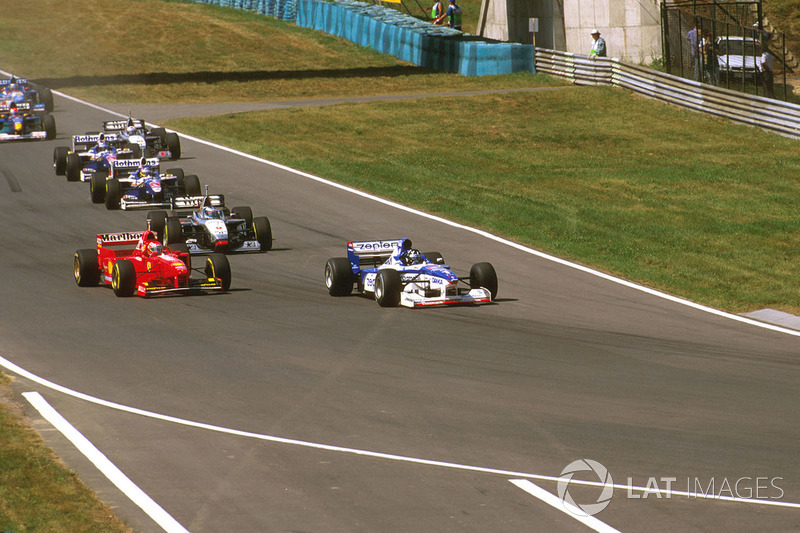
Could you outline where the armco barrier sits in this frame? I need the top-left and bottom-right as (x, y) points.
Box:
(182, 0), (535, 76)
(535, 48), (800, 139)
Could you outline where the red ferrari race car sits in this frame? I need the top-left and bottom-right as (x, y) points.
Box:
(73, 228), (231, 297)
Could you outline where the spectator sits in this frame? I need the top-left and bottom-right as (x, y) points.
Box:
(433, 0), (461, 31)
(589, 29), (606, 59)
(687, 23), (700, 81)
(703, 32), (719, 85)
(431, 0), (443, 24)
(759, 44), (774, 98)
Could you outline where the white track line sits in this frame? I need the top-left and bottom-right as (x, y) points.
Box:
(28, 79), (799, 339)
(3, 356), (799, 511)
(510, 479), (622, 533)
(23, 391), (189, 533)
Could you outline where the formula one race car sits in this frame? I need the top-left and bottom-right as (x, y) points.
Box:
(73, 228), (231, 297)
(0, 76), (53, 112)
(325, 238), (498, 308)
(103, 117), (181, 160)
(147, 192), (272, 254)
(90, 157), (201, 211)
(0, 102), (56, 142)
(53, 132), (140, 182)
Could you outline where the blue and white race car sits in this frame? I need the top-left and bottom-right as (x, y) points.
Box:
(325, 238), (498, 308)
(103, 117), (181, 160)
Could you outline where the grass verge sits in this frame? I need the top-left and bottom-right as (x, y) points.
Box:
(0, 373), (131, 532)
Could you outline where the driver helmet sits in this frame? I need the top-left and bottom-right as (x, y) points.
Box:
(203, 206), (220, 219)
(147, 242), (163, 255)
(138, 158), (153, 177)
(8, 103), (17, 115)
(96, 133), (107, 149)
(126, 124), (137, 136)
(404, 249), (423, 265)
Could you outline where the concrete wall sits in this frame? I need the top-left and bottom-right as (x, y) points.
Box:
(478, 0), (662, 64)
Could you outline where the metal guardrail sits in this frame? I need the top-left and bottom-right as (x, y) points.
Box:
(535, 48), (800, 139)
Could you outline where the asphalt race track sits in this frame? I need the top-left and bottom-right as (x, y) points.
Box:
(1, 92), (799, 533)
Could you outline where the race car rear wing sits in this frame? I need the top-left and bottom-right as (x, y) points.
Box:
(347, 239), (403, 269)
(0, 101), (32, 113)
(171, 194), (224, 210)
(104, 118), (146, 132)
(97, 231), (145, 253)
(72, 132), (122, 151)
(0, 78), (28, 86)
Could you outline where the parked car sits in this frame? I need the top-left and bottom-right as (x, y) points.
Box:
(716, 36), (760, 81)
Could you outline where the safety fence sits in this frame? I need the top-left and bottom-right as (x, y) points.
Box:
(183, 0), (537, 76)
(535, 48), (800, 140)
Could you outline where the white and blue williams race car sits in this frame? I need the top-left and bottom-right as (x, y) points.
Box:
(325, 238), (498, 308)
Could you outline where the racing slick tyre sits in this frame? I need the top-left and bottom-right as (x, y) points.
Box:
(124, 142), (142, 159)
(165, 132), (181, 160)
(164, 217), (183, 245)
(40, 86), (54, 112)
(43, 113), (56, 140)
(170, 243), (191, 270)
(105, 178), (121, 210)
(183, 174), (201, 197)
(53, 146), (68, 175)
(205, 253), (231, 291)
(469, 262), (498, 301)
(65, 152), (81, 182)
(165, 168), (184, 181)
(73, 249), (101, 287)
(375, 269), (401, 307)
(111, 260), (136, 297)
(147, 210), (169, 241)
(151, 127), (167, 145)
(325, 257), (354, 296)
(253, 216), (272, 252)
(423, 251), (445, 265)
(90, 172), (107, 204)
(232, 206), (253, 227)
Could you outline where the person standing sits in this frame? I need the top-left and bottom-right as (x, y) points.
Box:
(431, 0), (443, 24)
(687, 23), (700, 81)
(759, 44), (775, 98)
(589, 29), (606, 59)
(434, 0), (461, 31)
(702, 32), (719, 85)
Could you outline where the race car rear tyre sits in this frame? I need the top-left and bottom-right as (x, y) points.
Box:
(105, 178), (121, 210)
(375, 269), (401, 307)
(165, 217), (183, 245)
(166, 132), (181, 160)
(43, 114), (56, 140)
(170, 243), (191, 270)
(148, 211), (169, 241)
(90, 172), (106, 203)
(423, 251), (445, 265)
(40, 87), (54, 112)
(206, 253), (231, 291)
(151, 127), (167, 145)
(470, 262), (498, 300)
(253, 216), (272, 252)
(73, 249), (100, 287)
(233, 206), (253, 227)
(65, 153), (81, 182)
(183, 174), (201, 196)
(124, 142), (142, 159)
(325, 257), (354, 296)
(53, 146), (68, 175)
(112, 260), (136, 297)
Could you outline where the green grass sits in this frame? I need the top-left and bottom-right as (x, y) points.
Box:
(165, 87), (800, 314)
(0, 373), (131, 532)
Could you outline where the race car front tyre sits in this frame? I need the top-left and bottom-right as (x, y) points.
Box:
(183, 174), (201, 197)
(105, 178), (121, 210)
(232, 206), (253, 227)
(375, 269), (401, 307)
(253, 216), (272, 252)
(148, 211), (169, 242)
(90, 172), (106, 203)
(165, 217), (183, 245)
(53, 146), (68, 175)
(43, 114), (56, 140)
(112, 260), (136, 297)
(65, 153), (81, 182)
(73, 249), (100, 287)
(166, 132), (181, 160)
(470, 262), (498, 300)
(325, 257), (354, 296)
(423, 251), (445, 265)
(206, 253), (231, 291)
